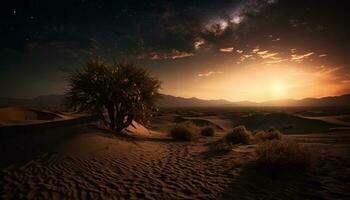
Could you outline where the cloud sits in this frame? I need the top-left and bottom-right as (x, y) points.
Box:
(138, 49), (194, 60)
(291, 52), (314, 62)
(204, 19), (229, 35)
(239, 54), (253, 62)
(198, 71), (223, 77)
(220, 47), (234, 52)
(319, 54), (327, 57)
(252, 48), (260, 53)
(259, 52), (279, 59)
(264, 58), (288, 64)
(257, 50), (269, 55)
(17, 37), (98, 56)
(194, 38), (205, 50)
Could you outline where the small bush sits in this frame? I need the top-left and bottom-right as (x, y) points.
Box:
(169, 121), (199, 141)
(200, 126), (215, 136)
(208, 142), (233, 156)
(255, 140), (313, 172)
(254, 128), (282, 142)
(225, 126), (252, 144)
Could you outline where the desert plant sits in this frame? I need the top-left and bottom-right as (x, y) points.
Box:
(65, 58), (161, 133)
(225, 125), (252, 144)
(255, 140), (313, 172)
(169, 121), (199, 141)
(200, 126), (215, 136)
(254, 128), (282, 142)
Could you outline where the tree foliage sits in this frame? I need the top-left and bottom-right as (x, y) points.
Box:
(65, 58), (162, 132)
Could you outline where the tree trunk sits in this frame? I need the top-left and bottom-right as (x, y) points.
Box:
(106, 104), (115, 130)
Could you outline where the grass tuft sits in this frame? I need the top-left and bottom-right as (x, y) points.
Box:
(254, 140), (313, 172)
(254, 127), (283, 142)
(225, 126), (252, 144)
(169, 121), (199, 141)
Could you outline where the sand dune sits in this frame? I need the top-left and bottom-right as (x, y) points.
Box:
(1, 107), (350, 199)
(1, 128), (248, 199)
(182, 116), (233, 131)
(1, 125), (350, 199)
(0, 106), (65, 126)
(299, 114), (350, 126)
(125, 121), (163, 138)
(228, 112), (345, 134)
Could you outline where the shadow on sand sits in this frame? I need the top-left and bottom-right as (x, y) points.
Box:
(221, 163), (325, 200)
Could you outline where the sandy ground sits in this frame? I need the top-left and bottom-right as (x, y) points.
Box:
(0, 107), (78, 126)
(1, 107), (350, 199)
(1, 129), (350, 199)
(299, 114), (350, 126)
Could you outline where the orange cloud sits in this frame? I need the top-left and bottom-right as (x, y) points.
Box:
(259, 52), (279, 59)
(198, 71), (223, 77)
(257, 50), (269, 55)
(138, 49), (194, 60)
(291, 52), (314, 62)
(252, 48), (260, 53)
(219, 47), (234, 52)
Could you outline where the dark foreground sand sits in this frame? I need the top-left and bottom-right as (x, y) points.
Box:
(1, 126), (350, 199)
(1, 107), (350, 199)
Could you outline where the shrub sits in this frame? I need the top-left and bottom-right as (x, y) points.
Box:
(169, 121), (199, 141)
(225, 126), (252, 144)
(254, 128), (282, 142)
(208, 141), (233, 156)
(200, 126), (215, 136)
(255, 140), (313, 172)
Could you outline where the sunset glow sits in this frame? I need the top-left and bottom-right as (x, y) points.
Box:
(1, 0), (349, 103)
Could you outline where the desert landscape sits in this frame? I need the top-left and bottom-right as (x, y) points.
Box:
(1, 103), (350, 199)
(2, 0), (350, 199)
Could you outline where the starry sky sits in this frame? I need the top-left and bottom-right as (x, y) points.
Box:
(1, 0), (350, 101)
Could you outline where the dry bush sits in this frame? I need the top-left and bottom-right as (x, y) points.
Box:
(225, 126), (252, 144)
(255, 140), (313, 172)
(200, 126), (215, 136)
(254, 128), (283, 142)
(169, 121), (199, 141)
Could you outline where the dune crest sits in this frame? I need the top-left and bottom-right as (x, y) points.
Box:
(0, 107), (64, 126)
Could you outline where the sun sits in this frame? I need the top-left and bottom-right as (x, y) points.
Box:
(272, 82), (286, 95)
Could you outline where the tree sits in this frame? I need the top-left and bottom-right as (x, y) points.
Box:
(65, 58), (162, 133)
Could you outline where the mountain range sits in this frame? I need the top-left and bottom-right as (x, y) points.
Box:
(0, 93), (349, 108)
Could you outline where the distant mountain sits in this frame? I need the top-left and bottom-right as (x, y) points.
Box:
(0, 93), (349, 108)
(0, 94), (233, 108)
(157, 94), (233, 107)
(260, 93), (350, 107)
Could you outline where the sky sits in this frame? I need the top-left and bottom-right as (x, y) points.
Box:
(1, 0), (350, 102)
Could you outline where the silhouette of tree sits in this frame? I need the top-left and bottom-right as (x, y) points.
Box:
(65, 58), (161, 132)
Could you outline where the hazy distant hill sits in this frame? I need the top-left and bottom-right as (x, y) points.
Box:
(0, 93), (349, 108)
(157, 94), (233, 107)
(260, 94), (350, 107)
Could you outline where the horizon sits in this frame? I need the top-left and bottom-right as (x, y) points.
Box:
(3, 91), (350, 105)
(1, 0), (350, 102)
